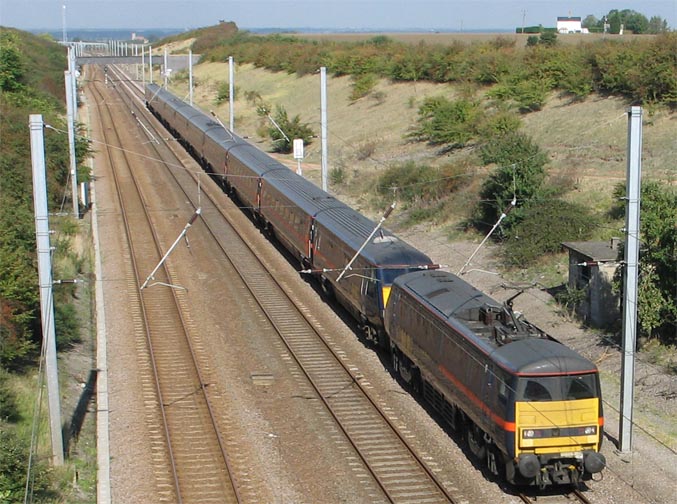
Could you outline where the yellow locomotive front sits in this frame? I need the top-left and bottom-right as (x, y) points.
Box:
(510, 373), (606, 486)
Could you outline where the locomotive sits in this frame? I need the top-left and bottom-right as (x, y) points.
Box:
(385, 270), (606, 486)
(145, 83), (436, 344)
(145, 83), (606, 487)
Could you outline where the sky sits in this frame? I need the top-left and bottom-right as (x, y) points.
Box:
(1, 1), (676, 32)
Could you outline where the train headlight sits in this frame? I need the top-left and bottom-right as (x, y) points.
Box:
(584, 426), (597, 435)
(523, 429), (536, 438)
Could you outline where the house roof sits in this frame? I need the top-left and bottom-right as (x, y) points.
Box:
(557, 16), (582, 22)
(562, 240), (620, 261)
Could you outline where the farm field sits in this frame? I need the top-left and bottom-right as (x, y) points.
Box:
(292, 30), (658, 46)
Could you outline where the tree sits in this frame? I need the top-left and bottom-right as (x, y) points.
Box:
(648, 16), (669, 34)
(604, 9), (650, 34)
(612, 181), (677, 343)
(582, 15), (599, 30)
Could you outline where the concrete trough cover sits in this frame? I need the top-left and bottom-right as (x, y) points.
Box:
(250, 372), (275, 386)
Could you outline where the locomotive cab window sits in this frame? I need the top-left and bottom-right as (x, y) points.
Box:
(517, 374), (598, 402)
(523, 381), (551, 401)
(566, 375), (596, 400)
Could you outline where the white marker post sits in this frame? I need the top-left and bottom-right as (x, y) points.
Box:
(293, 138), (304, 175)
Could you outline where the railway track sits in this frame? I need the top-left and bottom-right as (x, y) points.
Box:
(107, 66), (461, 503)
(89, 67), (241, 503)
(518, 488), (593, 504)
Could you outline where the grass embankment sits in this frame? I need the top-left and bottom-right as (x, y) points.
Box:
(1, 27), (97, 502)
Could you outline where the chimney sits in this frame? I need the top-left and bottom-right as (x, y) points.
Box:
(610, 237), (621, 250)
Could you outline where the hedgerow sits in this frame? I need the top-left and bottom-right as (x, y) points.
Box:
(193, 26), (677, 108)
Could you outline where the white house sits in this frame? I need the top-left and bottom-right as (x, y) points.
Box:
(557, 16), (586, 33)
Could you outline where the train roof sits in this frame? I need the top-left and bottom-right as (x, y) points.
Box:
(491, 338), (597, 376)
(392, 270), (598, 375)
(147, 83), (224, 137)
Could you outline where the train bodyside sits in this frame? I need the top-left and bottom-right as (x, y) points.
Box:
(310, 206), (435, 341)
(145, 84), (435, 344)
(385, 270), (605, 486)
(250, 163), (436, 340)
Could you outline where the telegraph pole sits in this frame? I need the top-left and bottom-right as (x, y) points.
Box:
(619, 106), (642, 453)
(29, 115), (64, 466)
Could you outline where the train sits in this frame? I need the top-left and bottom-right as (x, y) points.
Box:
(145, 83), (436, 345)
(144, 83), (605, 487)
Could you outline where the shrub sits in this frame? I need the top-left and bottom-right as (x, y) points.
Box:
(349, 73), (378, 101)
(476, 131), (548, 230)
(477, 110), (522, 138)
(489, 76), (552, 112)
(267, 105), (315, 154)
(215, 81), (237, 104)
(54, 303), (81, 350)
(0, 425), (53, 501)
(329, 165), (346, 185)
(555, 286), (588, 318)
(539, 32), (558, 46)
(354, 140), (377, 161)
(503, 198), (599, 266)
(409, 96), (481, 147)
(0, 370), (20, 422)
(376, 161), (471, 208)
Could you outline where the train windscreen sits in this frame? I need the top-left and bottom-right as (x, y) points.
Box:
(516, 374), (598, 402)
